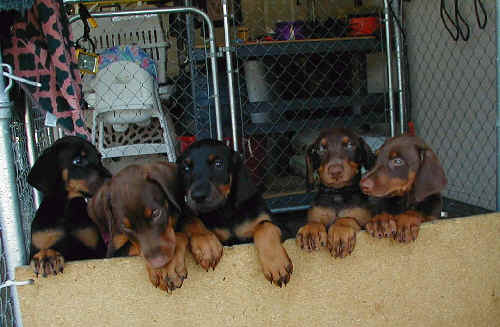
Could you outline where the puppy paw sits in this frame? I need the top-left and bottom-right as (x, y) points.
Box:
(327, 223), (357, 258)
(259, 243), (293, 288)
(366, 213), (397, 239)
(31, 249), (64, 277)
(147, 259), (187, 292)
(394, 211), (423, 243)
(296, 222), (327, 251)
(189, 231), (223, 271)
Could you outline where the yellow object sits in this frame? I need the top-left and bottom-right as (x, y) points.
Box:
(75, 49), (99, 74)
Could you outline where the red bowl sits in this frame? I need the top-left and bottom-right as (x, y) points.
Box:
(348, 16), (380, 36)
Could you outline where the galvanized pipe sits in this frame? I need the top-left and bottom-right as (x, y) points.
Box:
(24, 94), (42, 209)
(383, 0), (396, 137)
(222, 0), (239, 151)
(496, 0), (500, 210)
(0, 50), (27, 327)
(68, 6), (223, 141)
(391, 0), (407, 135)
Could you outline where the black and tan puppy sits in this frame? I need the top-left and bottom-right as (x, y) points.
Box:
(177, 139), (293, 287)
(87, 161), (188, 292)
(296, 128), (376, 258)
(360, 135), (447, 242)
(28, 136), (111, 277)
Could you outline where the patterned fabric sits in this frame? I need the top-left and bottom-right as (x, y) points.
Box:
(2, 0), (88, 138)
(98, 45), (157, 79)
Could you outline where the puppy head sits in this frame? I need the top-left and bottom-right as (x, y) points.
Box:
(28, 136), (111, 198)
(360, 135), (447, 202)
(177, 139), (257, 214)
(306, 128), (375, 189)
(88, 162), (180, 269)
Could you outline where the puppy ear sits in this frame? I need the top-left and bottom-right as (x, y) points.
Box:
(413, 147), (447, 202)
(305, 144), (317, 191)
(87, 180), (121, 257)
(358, 136), (376, 170)
(145, 161), (181, 212)
(28, 145), (63, 194)
(232, 152), (258, 207)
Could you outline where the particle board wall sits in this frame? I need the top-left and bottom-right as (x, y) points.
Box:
(16, 213), (500, 327)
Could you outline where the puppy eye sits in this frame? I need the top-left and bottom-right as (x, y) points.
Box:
(152, 208), (162, 220)
(72, 156), (82, 165)
(344, 141), (354, 150)
(392, 158), (405, 166)
(214, 159), (224, 169)
(318, 144), (327, 154)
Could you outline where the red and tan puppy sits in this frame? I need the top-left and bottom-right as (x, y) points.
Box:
(297, 128), (376, 258)
(360, 135), (447, 242)
(87, 161), (187, 292)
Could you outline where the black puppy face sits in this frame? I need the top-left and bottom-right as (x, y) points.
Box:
(306, 128), (375, 189)
(178, 140), (235, 214)
(28, 136), (111, 197)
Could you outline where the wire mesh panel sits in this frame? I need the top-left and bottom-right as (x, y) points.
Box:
(403, 0), (496, 213)
(220, 0), (390, 210)
(70, 4), (221, 161)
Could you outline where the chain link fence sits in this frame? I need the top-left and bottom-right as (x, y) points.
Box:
(403, 0), (495, 214)
(0, 0), (498, 325)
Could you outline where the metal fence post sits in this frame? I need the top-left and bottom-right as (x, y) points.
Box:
(383, 0), (396, 137)
(0, 49), (28, 327)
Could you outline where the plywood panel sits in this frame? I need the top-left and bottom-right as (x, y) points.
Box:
(17, 213), (500, 327)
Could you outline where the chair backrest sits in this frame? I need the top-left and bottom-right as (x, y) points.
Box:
(72, 13), (169, 84)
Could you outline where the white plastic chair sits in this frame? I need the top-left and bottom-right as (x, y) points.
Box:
(88, 60), (176, 161)
(75, 14), (177, 161)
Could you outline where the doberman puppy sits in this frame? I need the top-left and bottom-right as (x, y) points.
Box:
(28, 136), (111, 277)
(296, 128), (376, 258)
(360, 135), (447, 242)
(177, 139), (293, 287)
(87, 161), (188, 292)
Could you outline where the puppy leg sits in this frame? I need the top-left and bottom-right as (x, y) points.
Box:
(327, 218), (360, 258)
(31, 229), (66, 277)
(393, 210), (424, 243)
(184, 217), (223, 271)
(147, 233), (189, 292)
(254, 221), (293, 287)
(366, 212), (397, 239)
(296, 205), (332, 251)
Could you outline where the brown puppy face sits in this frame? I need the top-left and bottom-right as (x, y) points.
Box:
(306, 128), (375, 189)
(88, 162), (180, 269)
(360, 135), (447, 202)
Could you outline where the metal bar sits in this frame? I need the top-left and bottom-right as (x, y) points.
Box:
(222, 0), (239, 151)
(496, 0), (500, 211)
(0, 49), (27, 327)
(383, 0), (396, 137)
(68, 6), (222, 141)
(24, 94), (42, 209)
(392, 0), (406, 135)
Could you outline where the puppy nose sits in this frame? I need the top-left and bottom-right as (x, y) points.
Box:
(360, 177), (374, 193)
(328, 164), (344, 179)
(191, 181), (210, 203)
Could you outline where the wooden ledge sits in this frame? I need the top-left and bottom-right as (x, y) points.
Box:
(16, 213), (500, 327)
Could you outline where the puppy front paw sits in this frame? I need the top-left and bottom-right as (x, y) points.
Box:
(189, 231), (223, 271)
(31, 249), (64, 277)
(366, 213), (396, 239)
(327, 223), (357, 258)
(394, 211), (423, 243)
(259, 243), (293, 288)
(147, 259), (187, 292)
(296, 222), (327, 251)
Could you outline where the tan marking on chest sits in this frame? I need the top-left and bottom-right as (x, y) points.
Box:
(213, 228), (231, 241)
(338, 207), (373, 227)
(72, 226), (100, 249)
(307, 206), (336, 225)
(234, 212), (271, 239)
(32, 229), (65, 250)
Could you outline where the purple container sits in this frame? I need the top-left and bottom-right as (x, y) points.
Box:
(275, 21), (305, 40)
